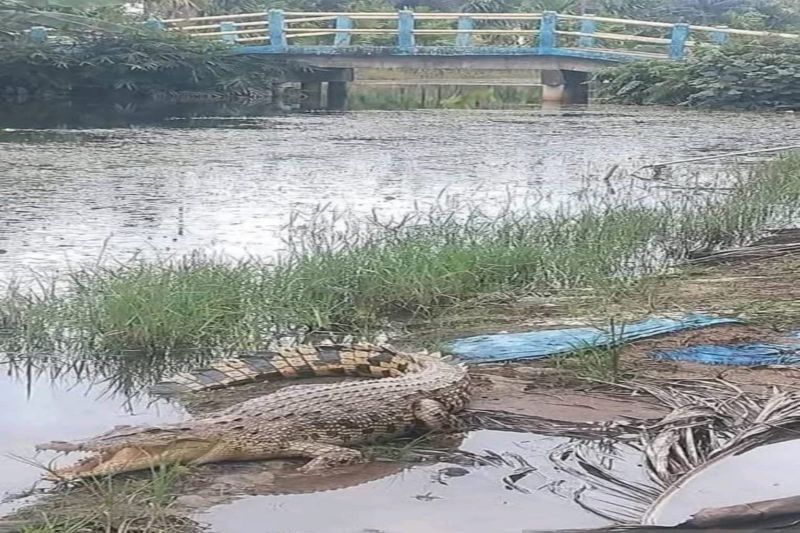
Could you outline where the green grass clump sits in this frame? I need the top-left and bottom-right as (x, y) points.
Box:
(14, 465), (193, 533)
(552, 319), (627, 382)
(2, 156), (799, 376)
(70, 258), (260, 351)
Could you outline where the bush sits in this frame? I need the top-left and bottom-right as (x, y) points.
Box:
(0, 31), (296, 102)
(595, 40), (800, 110)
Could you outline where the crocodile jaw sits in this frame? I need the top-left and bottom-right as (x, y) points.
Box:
(42, 440), (218, 481)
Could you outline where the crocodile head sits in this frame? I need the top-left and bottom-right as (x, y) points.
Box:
(36, 425), (221, 481)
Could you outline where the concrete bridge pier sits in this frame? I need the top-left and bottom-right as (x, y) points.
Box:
(327, 81), (348, 110)
(300, 82), (323, 110)
(295, 68), (353, 110)
(541, 70), (590, 105)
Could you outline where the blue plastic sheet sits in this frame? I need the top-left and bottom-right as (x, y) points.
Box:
(446, 314), (741, 363)
(653, 343), (800, 366)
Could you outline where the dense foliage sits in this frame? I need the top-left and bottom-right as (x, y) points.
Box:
(430, 0), (800, 30)
(0, 0), (132, 37)
(0, 32), (295, 102)
(595, 40), (800, 109)
(596, 0), (800, 30)
(26, 0), (790, 29)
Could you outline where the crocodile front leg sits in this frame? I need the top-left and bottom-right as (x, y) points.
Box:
(286, 442), (365, 472)
(413, 398), (465, 432)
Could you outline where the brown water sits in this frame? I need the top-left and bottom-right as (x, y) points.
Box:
(0, 104), (798, 528)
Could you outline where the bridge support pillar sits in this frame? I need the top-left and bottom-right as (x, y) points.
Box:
(327, 81), (348, 110)
(562, 70), (589, 105)
(541, 70), (564, 104)
(540, 70), (589, 105)
(300, 82), (323, 110)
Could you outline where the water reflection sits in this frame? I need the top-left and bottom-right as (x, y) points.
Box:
(645, 438), (800, 526)
(0, 101), (285, 130)
(197, 431), (615, 533)
(1, 348), (215, 399)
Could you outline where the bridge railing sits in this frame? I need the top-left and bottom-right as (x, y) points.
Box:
(160, 10), (799, 59)
(163, 12), (545, 49)
(22, 10), (797, 60)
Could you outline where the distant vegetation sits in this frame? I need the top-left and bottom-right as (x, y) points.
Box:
(586, 0), (799, 30)
(595, 40), (800, 110)
(349, 84), (540, 109)
(152, 0), (800, 32)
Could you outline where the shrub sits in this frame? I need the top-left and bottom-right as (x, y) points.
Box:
(595, 40), (800, 110)
(0, 31), (296, 102)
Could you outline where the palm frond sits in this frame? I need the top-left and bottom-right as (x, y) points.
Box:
(548, 379), (800, 524)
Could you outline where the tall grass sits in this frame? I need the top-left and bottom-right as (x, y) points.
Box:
(2, 156), (799, 374)
(14, 465), (192, 533)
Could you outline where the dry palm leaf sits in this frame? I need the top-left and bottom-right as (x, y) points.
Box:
(546, 379), (800, 526)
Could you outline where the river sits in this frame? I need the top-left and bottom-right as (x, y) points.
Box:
(2, 105), (797, 281)
(0, 103), (798, 529)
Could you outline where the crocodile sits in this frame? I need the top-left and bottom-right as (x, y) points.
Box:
(37, 343), (471, 480)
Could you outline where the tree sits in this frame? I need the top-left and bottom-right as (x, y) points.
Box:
(596, 0), (800, 30)
(1, 30), (294, 101)
(0, 0), (130, 38)
(595, 39), (800, 109)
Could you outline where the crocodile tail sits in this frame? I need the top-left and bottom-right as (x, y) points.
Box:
(149, 343), (420, 396)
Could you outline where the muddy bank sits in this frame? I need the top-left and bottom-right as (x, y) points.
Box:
(4, 269), (797, 502)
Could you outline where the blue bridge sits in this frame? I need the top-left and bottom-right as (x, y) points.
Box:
(143, 11), (799, 106)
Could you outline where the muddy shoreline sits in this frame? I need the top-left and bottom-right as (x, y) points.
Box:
(3, 246), (799, 532)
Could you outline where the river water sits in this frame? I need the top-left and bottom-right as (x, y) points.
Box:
(0, 103), (798, 528)
(2, 105), (797, 281)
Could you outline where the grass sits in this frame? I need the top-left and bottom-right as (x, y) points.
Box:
(11, 465), (194, 533)
(1, 155), (799, 387)
(552, 319), (627, 382)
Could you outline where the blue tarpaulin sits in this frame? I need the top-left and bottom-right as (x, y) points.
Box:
(653, 343), (800, 366)
(446, 314), (742, 363)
